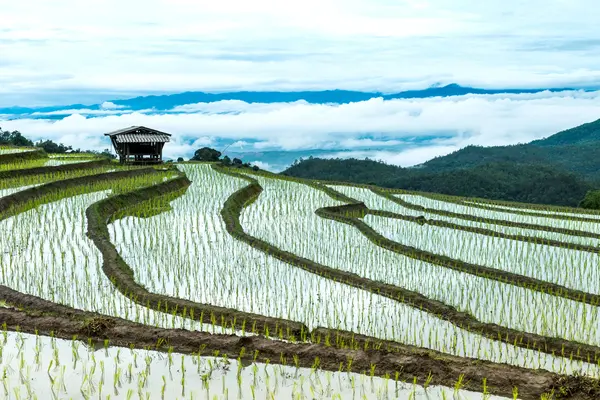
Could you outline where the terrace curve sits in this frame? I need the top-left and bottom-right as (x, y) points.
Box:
(374, 187), (600, 241)
(85, 174), (310, 341)
(0, 149), (46, 165)
(1, 158), (600, 398)
(315, 192), (600, 306)
(215, 166), (600, 364)
(1, 284), (595, 399)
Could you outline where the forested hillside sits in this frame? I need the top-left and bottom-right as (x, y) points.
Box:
(283, 159), (592, 206)
(282, 118), (600, 206)
(420, 118), (600, 182)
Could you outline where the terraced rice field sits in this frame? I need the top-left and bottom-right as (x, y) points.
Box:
(1, 149), (599, 399)
(0, 147), (36, 155)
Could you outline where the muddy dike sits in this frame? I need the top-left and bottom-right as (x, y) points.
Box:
(319, 202), (368, 218)
(375, 188), (600, 241)
(86, 176), (310, 341)
(0, 149), (46, 164)
(318, 200), (600, 305)
(216, 166), (600, 365)
(0, 168), (158, 218)
(0, 158), (111, 180)
(368, 208), (600, 255)
(458, 195), (600, 217)
(415, 190), (600, 223)
(0, 296), (598, 399)
(285, 174), (600, 240)
(315, 191), (600, 365)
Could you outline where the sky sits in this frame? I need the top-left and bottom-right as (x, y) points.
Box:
(2, 0), (600, 169)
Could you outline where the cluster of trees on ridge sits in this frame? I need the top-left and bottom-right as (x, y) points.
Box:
(580, 190), (600, 209)
(0, 127), (115, 158)
(187, 147), (259, 170)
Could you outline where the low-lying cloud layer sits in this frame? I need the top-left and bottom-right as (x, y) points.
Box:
(2, 90), (599, 170)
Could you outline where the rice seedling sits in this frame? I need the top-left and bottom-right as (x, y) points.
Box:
(400, 193), (600, 235)
(47, 152), (105, 159)
(43, 158), (99, 167)
(361, 209), (599, 294)
(105, 165), (600, 377)
(464, 199), (600, 219)
(0, 175), (218, 332)
(0, 164), (138, 197)
(0, 158), (50, 172)
(0, 184), (42, 199)
(331, 184), (600, 247)
(0, 146), (36, 155)
(0, 159), (599, 398)
(241, 174), (600, 351)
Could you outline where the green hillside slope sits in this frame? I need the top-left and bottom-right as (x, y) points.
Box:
(531, 118), (600, 146)
(282, 118), (600, 206)
(283, 159), (592, 206)
(421, 118), (600, 181)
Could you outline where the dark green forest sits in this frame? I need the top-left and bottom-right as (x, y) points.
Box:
(416, 118), (600, 182)
(283, 118), (600, 207)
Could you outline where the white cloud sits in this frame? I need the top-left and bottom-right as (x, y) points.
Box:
(2, 0), (600, 106)
(2, 90), (600, 167)
(249, 161), (271, 170)
(191, 137), (214, 147)
(171, 100), (308, 114)
(327, 145), (462, 167)
(100, 101), (127, 110)
(229, 141), (251, 150)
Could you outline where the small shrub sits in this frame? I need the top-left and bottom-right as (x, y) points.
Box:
(579, 190), (600, 209)
(82, 317), (117, 336)
(191, 147), (221, 161)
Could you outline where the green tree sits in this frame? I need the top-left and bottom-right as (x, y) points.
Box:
(580, 190), (600, 209)
(98, 149), (117, 159)
(191, 147), (221, 161)
(0, 128), (34, 147)
(35, 139), (72, 153)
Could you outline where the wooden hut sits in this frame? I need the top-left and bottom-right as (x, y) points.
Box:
(105, 126), (171, 164)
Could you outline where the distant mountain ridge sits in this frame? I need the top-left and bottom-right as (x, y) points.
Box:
(102, 84), (579, 109)
(282, 118), (600, 206)
(0, 84), (583, 117)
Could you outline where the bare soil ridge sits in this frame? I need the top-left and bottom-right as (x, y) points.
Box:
(0, 285), (599, 399)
